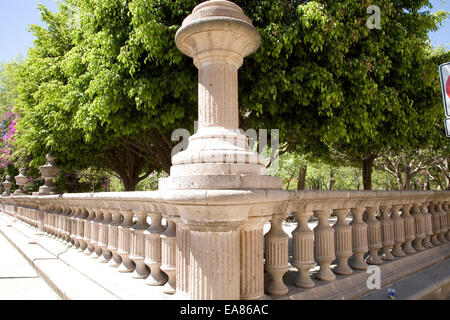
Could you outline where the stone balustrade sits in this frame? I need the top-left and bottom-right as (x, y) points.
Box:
(1, 189), (449, 300)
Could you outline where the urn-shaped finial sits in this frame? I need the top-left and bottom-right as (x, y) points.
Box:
(2, 175), (12, 197)
(38, 153), (61, 195)
(13, 168), (28, 196)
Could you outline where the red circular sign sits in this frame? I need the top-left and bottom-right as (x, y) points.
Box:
(447, 75), (450, 98)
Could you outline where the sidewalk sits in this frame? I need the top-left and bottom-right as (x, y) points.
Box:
(0, 228), (61, 300)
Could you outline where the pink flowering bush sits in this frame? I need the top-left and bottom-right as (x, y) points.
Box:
(0, 106), (19, 168)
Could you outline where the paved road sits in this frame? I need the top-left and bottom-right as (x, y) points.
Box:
(0, 231), (61, 300)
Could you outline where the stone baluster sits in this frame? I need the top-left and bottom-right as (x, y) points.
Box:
(379, 205), (394, 261)
(411, 203), (425, 251)
(240, 216), (268, 299)
(62, 207), (73, 246)
(333, 209), (352, 275)
(445, 201), (450, 241)
(176, 219), (190, 298)
(391, 205), (406, 256)
(401, 204), (416, 254)
(48, 206), (57, 238)
(160, 217), (177, 295)
(264, 213), (289, 295)
(130, 210), (150, 279)
(70, 207), (80, 249)
(117, 209), (136, 272)
(76, 208), (88, 252)
(98, 208), (112, 263)
(292, 211), (317, 287)
(37, 205), (46, 236)
(107, 208), (122, 268)
(314, 209), (336, 281)
(365, 206), (382, 265)
(429, 202), (441, 246)
(90, 208), (104, 258)
(83, 207), (95, 256)
(349, 207), (368, 270)
(57, 206), (66, 241)
(437, 202), (448, 243)
(420, 202), (433, 249)
(144, 212), (167, 286)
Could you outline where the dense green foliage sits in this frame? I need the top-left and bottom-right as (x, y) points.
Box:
(2, 0), (449, 191)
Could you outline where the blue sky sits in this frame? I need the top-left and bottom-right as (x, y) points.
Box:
(0, 0), (449, 64)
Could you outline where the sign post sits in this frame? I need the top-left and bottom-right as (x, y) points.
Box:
(439, 62), (450, 137)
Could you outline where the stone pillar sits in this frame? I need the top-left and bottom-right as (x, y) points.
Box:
(421, 202), (433, 249)
(401, 204), (416, 254)
(240, 217), (267, 299)
(365, 206), (382, 265)
(130, 210), (150, 279)
(429, 202), (441, 246)
(314, 209), (336, 281)
(437, 202), (448, 243)
(189, 222), (241, 300)
(412, 203), (425, 251)
(264, 213), (289, 296)
(292, 211), (316, 287)
(107, 208), (122, 268)
(160, 217), (177, 295)
(117, 209), (136, 273)
(98, 208), (112, 263)
(349, 207), (368, 270)
(144, 212), (167, 286)
(445, 201), (450, 241)
(379, 206), (394, 261)
(391, 205), (406, 256)
(175, 219), (190, 298)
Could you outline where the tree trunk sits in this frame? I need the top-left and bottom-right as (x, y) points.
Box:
(122, 176), (139, 191)
(328, 167), (335, 190)
(297, 165), (307, 190)
(362, 156), (375, 190)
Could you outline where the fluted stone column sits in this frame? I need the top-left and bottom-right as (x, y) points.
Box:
(349, 207), (368, 270)
(412, 203), (425, 251)
(421, 202), (433, 249)
(314, 209), (336, 281)
(240, 217), (267, 299)
(107, 208), (122, 268)
(175, 220), (190, 298)
(437, 202), (448, 243)
(130, 210), (150, 279)
(190, 223), (241, 300)
(292, 211), (316, 287)
(365, 206), (382, 265)
(98, 208), (112, 263)
(401, 204), (416, 254)
(161, 217), (177, 295)
(117, 209), (136, 273)
(391, 205), (406, 256)
(429, 202), (441, 246)
(144, 212), (167, 286)
(379, 206), (394, 261)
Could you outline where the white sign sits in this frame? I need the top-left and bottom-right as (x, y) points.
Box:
(439, 62), (450, 117)
(445, 118), (450, 138)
